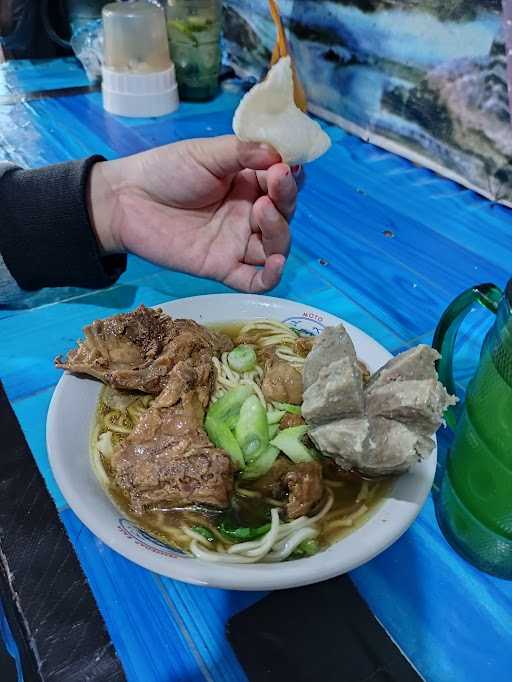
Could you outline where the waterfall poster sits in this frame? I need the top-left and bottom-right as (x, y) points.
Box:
(223, 0), (511, 204)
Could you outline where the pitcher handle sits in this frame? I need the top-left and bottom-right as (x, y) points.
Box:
(432, 283), (502, 430)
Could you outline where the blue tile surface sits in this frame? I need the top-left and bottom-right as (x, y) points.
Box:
(1, 57), (511, 682)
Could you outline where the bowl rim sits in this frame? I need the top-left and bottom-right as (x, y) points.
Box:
(46, 293), (436, 591)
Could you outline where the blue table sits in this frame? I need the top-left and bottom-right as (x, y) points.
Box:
(1, 57), (511, 681)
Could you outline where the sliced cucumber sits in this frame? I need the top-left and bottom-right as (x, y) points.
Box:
(272, 401), (302, 415)
(241, 445), (280, 480)
(208, 385), (254, 422)
(268, 423), (280, 440)
(267, 407), (286, 425)
(235, 395), (269, 459)
(205, 415), (245, 469)
(270, 425), (314, 464)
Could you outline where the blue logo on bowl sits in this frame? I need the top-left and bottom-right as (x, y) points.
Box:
(118, 518), (185, 558)
(282, 314), (326, 337)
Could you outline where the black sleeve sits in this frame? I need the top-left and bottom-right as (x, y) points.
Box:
(0, 157), (126, 291)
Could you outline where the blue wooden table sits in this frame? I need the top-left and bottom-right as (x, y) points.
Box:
(1, 57), (511, 681)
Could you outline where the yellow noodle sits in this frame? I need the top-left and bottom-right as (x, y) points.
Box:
(356, 480), (369, 503)
(239, 320), (298, 338)
(258, 333), (297, 347)
(237, 487), (262, 498)
(323, 479), (346, 488)
(324, 504), (369, 531)
(103, 410), (133, 435)
(275, 345), (305, 370)
(91, 426), (110, 488)
(323, 504), (360, 522)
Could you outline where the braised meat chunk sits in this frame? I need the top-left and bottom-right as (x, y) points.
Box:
(261, 356), (303, 405)
(279, 413), (305, 430)
(55, 305), (233, 394)
(285, 463), (324, 518)
(111, 363), (234, 513)
(250, 457), (324, 519)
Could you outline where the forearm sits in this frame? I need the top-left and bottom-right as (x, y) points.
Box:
(0, 158), (126, 298)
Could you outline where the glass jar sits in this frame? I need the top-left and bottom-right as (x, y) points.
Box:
(166, 0), (222, 101)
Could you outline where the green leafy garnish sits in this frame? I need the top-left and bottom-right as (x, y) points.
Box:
(291, 539), (319, 558)
(218, 519), (271, 541)
(191, 526), (215, 543)
(272, 401), (302, 415)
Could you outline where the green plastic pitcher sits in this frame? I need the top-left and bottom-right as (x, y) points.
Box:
(433, 280), (512, 579)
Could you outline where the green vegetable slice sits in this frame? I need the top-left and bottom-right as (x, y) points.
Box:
(235, 395), (269, 459)
(272, 401), (302, 415)
(267, 407), (286, 425)
(218, 519), (271, 541)
(208, 385), (254, 422)
(270, 425), (314, 463)
(268, 423), (280, 440)
(225, 413), (239, 431)
(227, 344), (257, 373)
(205, 415), (245, 469)
(191, 526), (215, 543)
(241, 445), (279, 480)
(291, 538), (319, 558)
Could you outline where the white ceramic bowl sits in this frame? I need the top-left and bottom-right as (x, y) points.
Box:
(47, 294), (436, 591)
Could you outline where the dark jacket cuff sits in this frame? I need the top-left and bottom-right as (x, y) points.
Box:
(0, 157), (126, 291)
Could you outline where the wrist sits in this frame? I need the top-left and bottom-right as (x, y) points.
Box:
(86, 160), (123, 255)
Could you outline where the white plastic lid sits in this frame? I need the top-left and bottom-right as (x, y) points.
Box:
(102, 65), (180, 118)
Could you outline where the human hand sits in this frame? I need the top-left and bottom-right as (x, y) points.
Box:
(88, 135), (298, 292)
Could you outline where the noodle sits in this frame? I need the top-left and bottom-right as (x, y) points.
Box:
(189, 490), (334, 564)
(324, 504), (369, 532)
(238, 319), (299, 340)
(210, 319), (310, 408)
(275, 345), (305, 370)
(103, 410), (133, 434)
(90, 426), (110, 489)
(181, 526), (213, 547)
(324, 479), (346, 488)
(356, 480), (369, 503)
(236, 487), (262, 498)
(211, 353), (264, 404)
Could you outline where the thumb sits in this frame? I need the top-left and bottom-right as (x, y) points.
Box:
(189, 135), (281, 178)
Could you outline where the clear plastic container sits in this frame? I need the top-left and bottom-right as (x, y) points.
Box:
(166, 0), (222, 101)
(101, 2), (179, 118)
(103, 1), (171, 74)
